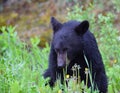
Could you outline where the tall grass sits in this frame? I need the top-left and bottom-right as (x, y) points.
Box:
(0, 26), (49, 93)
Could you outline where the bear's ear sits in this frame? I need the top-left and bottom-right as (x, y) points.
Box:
(51, 17), (62, 33)
(75, 20), (89, 35)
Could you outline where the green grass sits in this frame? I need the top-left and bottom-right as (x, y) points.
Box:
(0, 26), (49, 93)
(0, 3), (120, 93)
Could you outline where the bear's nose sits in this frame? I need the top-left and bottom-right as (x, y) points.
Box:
(57, 53), (66, 68)
(57, 59), (66, 69)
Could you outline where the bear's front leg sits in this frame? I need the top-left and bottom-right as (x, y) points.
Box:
(43, 67), (57, 87)
(95, 72), (107, 93)
(43, 44), (58, 87)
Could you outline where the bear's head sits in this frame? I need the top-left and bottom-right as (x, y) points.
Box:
(51, 17), (89, 68)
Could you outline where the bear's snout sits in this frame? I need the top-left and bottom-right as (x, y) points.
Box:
(57, 53), (66, 68)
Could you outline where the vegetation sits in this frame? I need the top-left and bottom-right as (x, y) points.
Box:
(0, 1), (120, 93)
(0, 26), (49, 93)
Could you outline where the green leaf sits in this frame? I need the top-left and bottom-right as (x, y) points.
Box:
(10, 81), (20, 93)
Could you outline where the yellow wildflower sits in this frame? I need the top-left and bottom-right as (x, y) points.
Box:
(113, 59), (117, 63)
(58, 89), (62, 93)
(66, 74), (70, 79)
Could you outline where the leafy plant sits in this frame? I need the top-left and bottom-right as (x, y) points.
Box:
(0, 26), (49, 93)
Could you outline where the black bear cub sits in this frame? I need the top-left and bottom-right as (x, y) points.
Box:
(43, 17), (108, 93)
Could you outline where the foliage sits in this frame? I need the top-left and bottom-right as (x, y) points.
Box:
(112, 0), (120, 12)
(0, 26), (49, 93)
